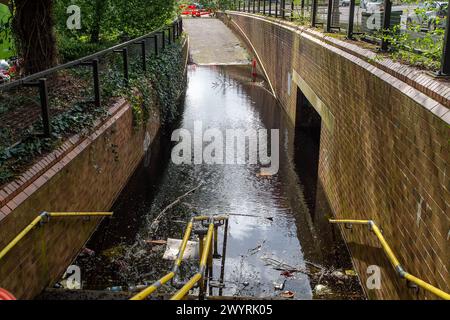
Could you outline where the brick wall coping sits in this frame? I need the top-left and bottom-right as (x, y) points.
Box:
(225, 11), (450, 124)
(0, 98), (129, 221)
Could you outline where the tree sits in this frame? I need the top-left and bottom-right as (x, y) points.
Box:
(10, 0), (58, 74)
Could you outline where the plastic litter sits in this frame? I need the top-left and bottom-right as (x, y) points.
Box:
(280, 290), (295, 299)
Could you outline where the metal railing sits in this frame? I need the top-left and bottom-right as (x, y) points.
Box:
(0, 17), (183, 142)
(0, 212), (113, 262)
(330, 219), (450, 300)
(130, 215), (229, 301)
(232, 0), (450, 76)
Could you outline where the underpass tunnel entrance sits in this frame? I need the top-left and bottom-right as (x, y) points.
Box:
(294, 87), (322, 218)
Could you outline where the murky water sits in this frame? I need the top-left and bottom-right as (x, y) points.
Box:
(73, 65), (364, 300)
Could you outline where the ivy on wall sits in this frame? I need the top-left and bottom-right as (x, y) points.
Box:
(0, 40), (186, 187)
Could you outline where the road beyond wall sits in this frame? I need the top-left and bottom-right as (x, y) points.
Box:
(183, 18), (251, 65)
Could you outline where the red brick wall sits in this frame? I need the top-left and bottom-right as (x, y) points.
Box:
(219, 12), (450, 300)
(0, 37), (188, 300)
(0, 98), (161, 299)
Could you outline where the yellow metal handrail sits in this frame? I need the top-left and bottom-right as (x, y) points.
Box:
(170, 220), (215, 300)
(330, 219), (450, 300)
(130, 218), (195, 300)
(0, 212), (113, 262)
(131, 215), (227, 301)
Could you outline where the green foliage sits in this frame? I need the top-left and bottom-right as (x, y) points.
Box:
(380, 0), (446, 70)
(0, 39), (186, 186)
(54, 0), (178, 61)
(0, 4), (14, 59)
(56, 34), (114, 62)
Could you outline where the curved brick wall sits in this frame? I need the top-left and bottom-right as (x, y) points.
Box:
(219, 12), (449, 300)
(0, 38), (189, 299)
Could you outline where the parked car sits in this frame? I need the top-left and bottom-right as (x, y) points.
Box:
(365, 0), (384, 13)
(339, 0), (351, 7)
(407, 1), (448, 31)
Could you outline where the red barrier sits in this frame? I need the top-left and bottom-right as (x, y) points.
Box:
(0, 288), (16, 300)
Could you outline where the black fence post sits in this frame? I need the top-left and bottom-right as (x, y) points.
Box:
(114, 48), (129, 85)
(347, 0), (355, 39)
(281, 0), (286, 19)
(92, 59), (101, 109)
(275, 0), (278, 17)
(137, 40), (146, 72)
(326, 0), (333, 32)
(263, 0), (266, 14)
(161, 31), (166, 50)
(439, 0), (450, 76)
(153, 35), (159, 56)
(291, 0), (295, 21)
(173, 22), (177, 41)
(311, 0), (317, 27)
(269, 0), (272, 16)
(168, 27), (172, 45)
(23, 79), (51, 137)
(238, 1), (241, 11)
(248, 0), (251, 12)
(258, 0), (261, 13)
(380, 0), (392, 51)
(301, 0), (305, 16)
(253, 0), (256, 13)
(38, 79), (51, 137)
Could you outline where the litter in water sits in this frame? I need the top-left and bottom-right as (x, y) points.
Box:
(163, 238), (199, 261)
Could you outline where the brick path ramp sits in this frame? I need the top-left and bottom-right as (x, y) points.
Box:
(183, 18), (251, 65)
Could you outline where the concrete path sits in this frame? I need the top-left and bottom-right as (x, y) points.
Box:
(183, 18), (251, 65)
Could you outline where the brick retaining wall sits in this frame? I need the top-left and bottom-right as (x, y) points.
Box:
(219, 12), (449, 300)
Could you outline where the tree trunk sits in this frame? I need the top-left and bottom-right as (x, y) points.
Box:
(10, 0), (57, 75)
(90, 0), (108, 43)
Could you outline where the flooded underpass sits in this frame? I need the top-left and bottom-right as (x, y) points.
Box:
(64, 64), (364, 300)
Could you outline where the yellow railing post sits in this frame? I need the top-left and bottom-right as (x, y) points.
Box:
(170, 220), (215, 300)
(329, 219), (450, 300)
(0, 212), (113, 263)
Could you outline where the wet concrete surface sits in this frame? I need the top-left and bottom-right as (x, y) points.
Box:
(183, 18), (250, 65)
(67, 65), (364, 300)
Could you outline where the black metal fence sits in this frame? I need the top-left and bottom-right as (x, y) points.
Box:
(232, 0), (450, 76)
(0, 18), (183, 150)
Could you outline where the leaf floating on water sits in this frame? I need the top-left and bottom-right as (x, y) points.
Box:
(280, 290), (295, 299)
(145, 239), (167, 246)
(345, 270), (357, 277)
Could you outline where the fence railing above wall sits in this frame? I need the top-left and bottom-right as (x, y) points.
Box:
(0, 18), (183, 141)
(233, 0), (450, 77)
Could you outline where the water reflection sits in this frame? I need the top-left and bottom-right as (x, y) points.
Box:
(74, 65), (363, 300)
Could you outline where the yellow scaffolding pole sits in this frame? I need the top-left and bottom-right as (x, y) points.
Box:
(130, 219), (195, 300)
(130, 215), (228, 301)
(0, 212), (113, 262)
(330, 219), (450, 300)
(170, 220), (215, 300)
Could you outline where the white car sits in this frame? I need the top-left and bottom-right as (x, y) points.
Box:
(365, 0), (384, 13)
(407, 1), (448, 31)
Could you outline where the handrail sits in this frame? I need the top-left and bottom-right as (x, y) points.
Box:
(0, 211), (113, 262)
(170, 219), (215, 300)
(130, 218), (195, 300)
(330, 219), (450, 300)
(131, 215), (228, 300)
(0, 16), (182, 91)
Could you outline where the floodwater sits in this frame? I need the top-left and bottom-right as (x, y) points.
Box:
(72, 65), (364, 300)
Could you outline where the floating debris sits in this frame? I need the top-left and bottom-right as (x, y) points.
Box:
(273, 279), (286, 291)
(145, 239), (167, 246)
(163, 238), (199, 261)
(314, 284), (332, 296)
(280, 290), (295, 299)
(345, 270), (358, 277)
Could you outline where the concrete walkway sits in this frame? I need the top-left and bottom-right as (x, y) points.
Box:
(183, 18), (250, 65)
